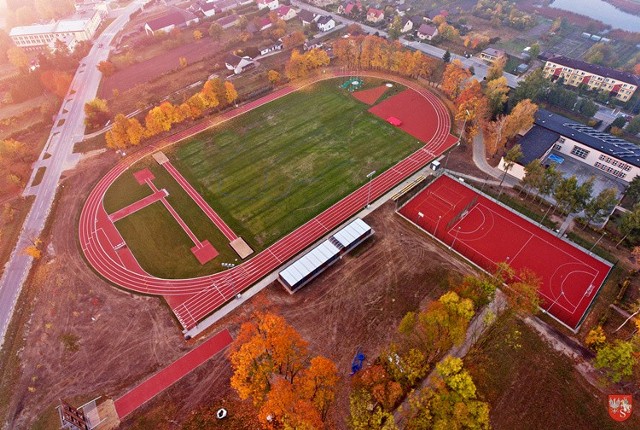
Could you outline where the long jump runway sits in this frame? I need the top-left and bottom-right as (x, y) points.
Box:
(399, 175), (612, 330)
(79, 71), (458, 331)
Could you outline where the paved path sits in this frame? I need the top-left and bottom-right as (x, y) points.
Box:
(0, 0), (150, 350)
(114, 329), (233, 418)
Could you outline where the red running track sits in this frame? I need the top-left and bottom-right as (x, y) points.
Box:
(114, 329), (233, 418)
(162, 161), (238, 241)
(399, 175), (612, 330)
(79, 71), (457, 331)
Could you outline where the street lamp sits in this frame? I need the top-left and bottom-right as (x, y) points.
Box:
(539, 205), (552, 227)
(366, 170), (376, 208)
(444, 110), (469, 171)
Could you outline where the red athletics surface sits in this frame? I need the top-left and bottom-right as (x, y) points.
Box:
(114, 329), (233, 418)
(192, 240), (219, 264)
(162, 161), (238, 241)
(133, 168), (154, 185)
(108, 189), (167, 222)
(352, 85), (388, 105)
(399, 175), (612, 330)
(79, 71), (457, 331)
(369, 89), (446, 143)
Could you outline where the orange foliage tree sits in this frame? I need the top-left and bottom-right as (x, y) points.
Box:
(441, 59), (471, 100)
(229, 312), (339, 427)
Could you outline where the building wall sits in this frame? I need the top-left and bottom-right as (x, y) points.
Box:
(10, 12), (101, 47)
(553, 136), (640, 183)
(543, 60), (637, 102)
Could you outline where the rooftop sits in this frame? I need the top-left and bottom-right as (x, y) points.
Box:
(145, 11), (187, 31)
(517, 125), (560, 165)
(535, 109), (640, 168)
(546, 55), (640, 86)
(417, 23), (437, 35)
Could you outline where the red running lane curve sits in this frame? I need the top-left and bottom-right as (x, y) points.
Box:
(79, 71), (456, 331)
(114, 329), (233, 418)
(162, 161), (238, 241)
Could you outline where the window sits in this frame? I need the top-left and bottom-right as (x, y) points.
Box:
(553, 144), (562, 151)
(559, 137), (566, 143)
(571, 146), (590, 159)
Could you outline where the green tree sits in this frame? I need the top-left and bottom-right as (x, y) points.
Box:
(610, 116), (627, 129)
(539, 164), (562, 201)
(617, 203), (640, 247)
(576, 98), (598, 117)
(509, 69), (549, 109)
(388, 15), (402, 40)
(626, 175), (640, 205)
(521, 159), (545, 199)
(442, 49), (451, 63)
(208, 23), (223, 39)
(626, 116), (640, 135)
(500, 144), (523, 187)
(583, 188), (618, 227)
(529, 43), (540, 60)
(594, 340), (636, 382)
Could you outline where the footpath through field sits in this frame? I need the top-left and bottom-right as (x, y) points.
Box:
(79, 70), (457, 331)
(113, 329), (233, 418)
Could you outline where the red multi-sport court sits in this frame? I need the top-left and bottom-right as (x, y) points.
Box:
(400, 175), (612, 330)
(79, 71), (458, 332)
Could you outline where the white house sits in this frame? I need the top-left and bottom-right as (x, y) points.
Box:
(200, 2), (217, 18)
(316, 15), (336, 32)
(144, 11), (199, 36)
(298, 10), (317, 26)
(276, 5), (297, 21)
(498, 109), (640, 184)
(257, 0), (279, 10)
(259, 41), (283, 56)
(366, 8), (384, 23)
(10, 9), (102, 49)
(225, 53), (256, 74)
(400, 16), (413, 33)
(416, 23), (438, 41)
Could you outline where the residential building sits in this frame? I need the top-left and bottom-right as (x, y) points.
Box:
(276, 5), (297, 21)
(308, 0), (338, 7)
(316, 15), (336, 32)
(225, 53), (256, 74)
(479, 47), (506, 63)
(499, 108), (640, 183)
(9, 9), (102, 49)
(259, 41), (283, 55)
(416, 23), (437, 40)
(400, 16), (413, 33)
(200, 2), (217, 18)
(144, 11), (199, 36)
(366, 7), (384, 23)
(257, 0), (279, 10)
(215, 0), (239, 13)
(299, 9), (317, 26)
(543, 55), (639, 102)
(338, 1), (362, 15)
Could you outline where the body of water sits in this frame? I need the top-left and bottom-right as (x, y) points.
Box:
(550, 0), (640, 32)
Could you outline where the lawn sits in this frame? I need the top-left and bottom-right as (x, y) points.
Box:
(103, 79), (425, 278)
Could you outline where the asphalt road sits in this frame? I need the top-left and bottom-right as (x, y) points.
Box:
(0, 0), (150, 350)
(291, 0), (521, 88)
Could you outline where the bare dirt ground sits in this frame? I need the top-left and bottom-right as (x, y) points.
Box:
(2, 155), (476, 429)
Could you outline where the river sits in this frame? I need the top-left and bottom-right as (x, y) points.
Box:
(550, 0), (640, 32)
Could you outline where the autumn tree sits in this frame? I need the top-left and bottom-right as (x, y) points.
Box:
(40, 70), (73, 97)
(349, 388), (398, 430)
(283, 31), (306, 50)
(7, 46), (29, 70)
(585, 326), (607, 351)
(485, 76), (509, 116)
(224, 80), (238, 105)
(504, 267), (541, 315)
(105, 113), (142, 149)
(84, 98), (110, 130)
(504, 99), (538, 138)
(486, 56), (506, 81)
(455, 79), (488, 141)
(267, 69), (281, 85)
(193, 29), (203, 40)
(441, 59), (471, 100)
(406, 356), (490, 430)
(595, 340), (636, 382)
(97, 60), (116, 77)
(229, 312), (339, 425)
(23, 237), (42, 259)
(208, 23), (223, 39)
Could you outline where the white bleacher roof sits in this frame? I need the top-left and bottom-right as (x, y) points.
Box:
(332, 218), (371, 248)
(280, 240), (340, 287)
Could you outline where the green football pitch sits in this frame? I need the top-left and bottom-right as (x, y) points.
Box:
(103, 79), (424, 278)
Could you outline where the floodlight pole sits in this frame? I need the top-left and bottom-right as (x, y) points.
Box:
(590, 230), (606, 253)
(445, 110), (469, 171)
(435, 215), (442, 235)
(539, 205), (552, 227)
(366, 170), (376, 208)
